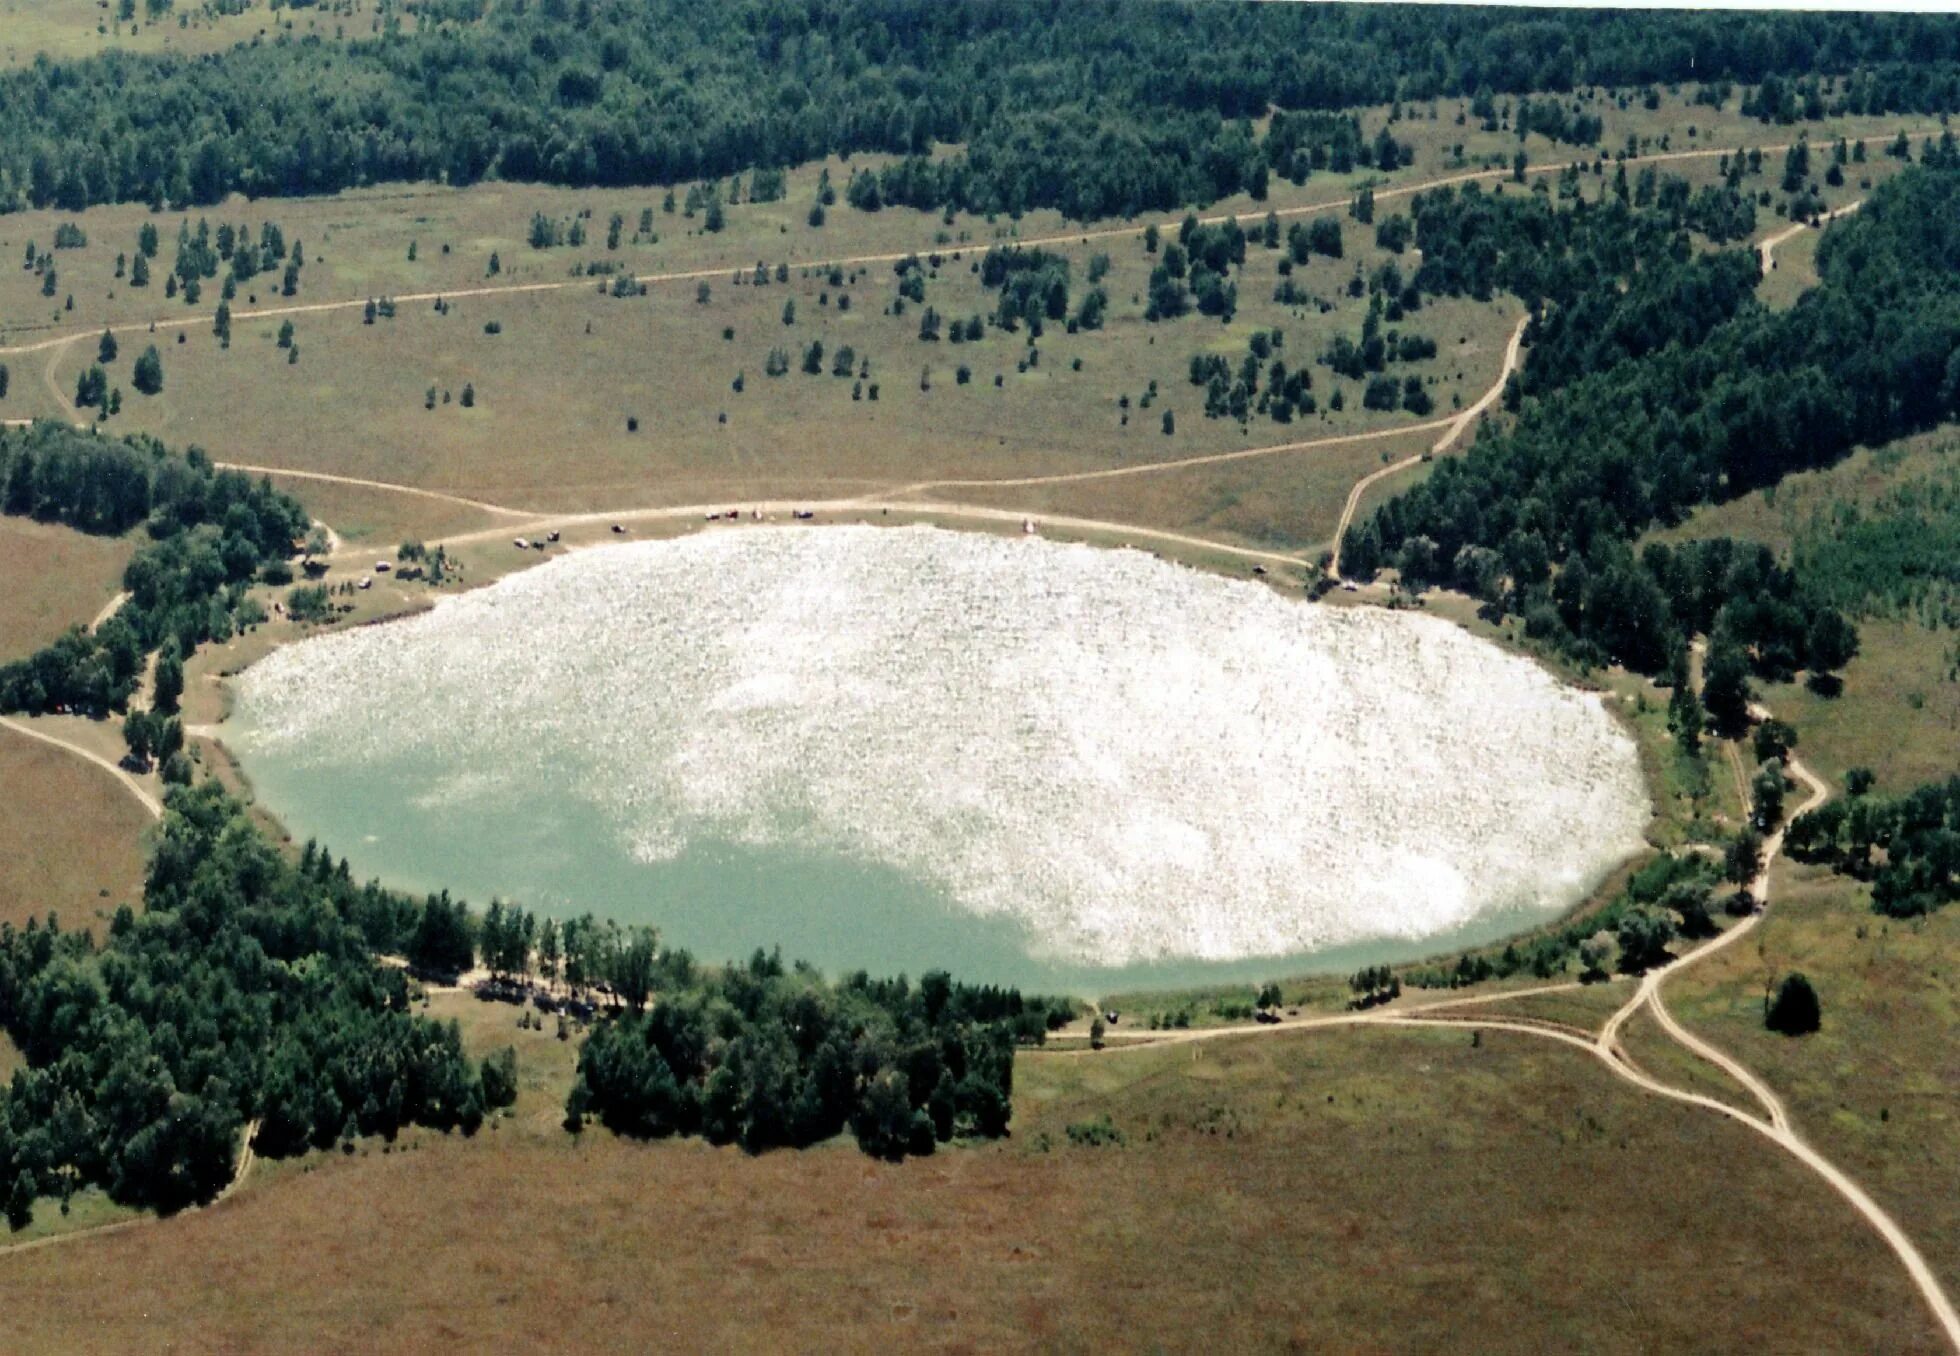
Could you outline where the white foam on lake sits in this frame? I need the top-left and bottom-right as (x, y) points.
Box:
(233, 525), (1649, 968)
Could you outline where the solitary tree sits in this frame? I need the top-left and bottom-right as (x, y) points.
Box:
(133, 345), (164, 395)
(1766, 973), (1821, 1035)
(98, 329), (118, 364)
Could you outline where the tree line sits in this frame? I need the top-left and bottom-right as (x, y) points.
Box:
(0, 423), (306, 716)
(0, 783), (508, 1227)
(569, 953), (1068, 1160)
(1343, 158), (1960, 708)
(5, 3), (1960, 221)
(288, 832), (1070, 1162)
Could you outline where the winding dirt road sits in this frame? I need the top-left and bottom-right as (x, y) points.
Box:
(1327, 313), (1527, 579)
(0, 130), (1926, 365)
(1058, 705), (1959, 1350)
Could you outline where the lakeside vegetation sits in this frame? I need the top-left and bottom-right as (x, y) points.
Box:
(0, 422), (305, 717)
(0, 782), (498, 1226)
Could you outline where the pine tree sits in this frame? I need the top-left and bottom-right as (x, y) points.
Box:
(133, 345), (164, 395)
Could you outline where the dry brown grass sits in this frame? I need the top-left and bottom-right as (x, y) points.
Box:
(0, 0), (386, 70)
(0, 724), (147, 935)
(1665, 856), (1960, 1299)
(1477, 981), (1631, 1034)
(49, 219), (1507, 548)
(0, 1016), (1940, 1353)
(0, 515), (131, 654)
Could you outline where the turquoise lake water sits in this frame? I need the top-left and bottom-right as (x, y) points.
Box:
(230, 735), (1580, 997)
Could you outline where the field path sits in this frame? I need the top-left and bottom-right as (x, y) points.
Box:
(88, 590), (130, 632)
(0, 131), (1926, 362)
(413, 495), (1313, 569)
(39, 335), (79, 424)
(1050, 691), (1958, 1351)
(1327, 314), (1527, 579)
(0, 714), (162, 820)
(0, 1119), (259, 1260)
(218, 462), (535, 518)
(1758, 199), (1863, 271)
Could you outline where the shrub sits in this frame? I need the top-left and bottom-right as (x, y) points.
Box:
(1766, 973), (1821, 1035)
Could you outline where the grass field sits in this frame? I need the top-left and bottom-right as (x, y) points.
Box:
(35, 208), (1515, 552)
(1664, 855), (1960, 1299)
(0, 515), (131, 653)
(0, 725), (147, 934)
(0, 1007), (1940, 1352)
(1654, 431), (1960, 793)
(0, 0), (411, 70)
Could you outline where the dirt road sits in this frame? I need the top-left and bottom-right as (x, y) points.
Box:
(1327, 313), (1527, 579)
(0, 132), (1925, 363)
(0, 715), (162, 820)
(1052, 699), (1959, 1351)
(1758, 200), (1863, 271)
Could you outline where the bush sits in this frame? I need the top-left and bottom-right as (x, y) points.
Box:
(1064, 1115), (1124, 1148)
(1766, 973), (1821, 1035)
(480, 1047), (519, 1109)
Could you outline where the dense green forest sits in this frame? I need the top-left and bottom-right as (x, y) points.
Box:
(570, 956), (1065, 1159)
(0, 784), (502, 1226)
(0, 423), (306, 717)
(5, 2), (1960, 219)
(1787, 777), (1960, 917)
(1343, 157), (1960, 718)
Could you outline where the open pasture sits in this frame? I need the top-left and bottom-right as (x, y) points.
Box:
(0, 514), (131, 654)
(0, 0), (392, 71)
(0, 1016), (1940, 1353)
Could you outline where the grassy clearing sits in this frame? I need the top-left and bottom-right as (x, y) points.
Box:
(1653, 431), (1960, 793)
(0, 515), (131, 654)
(1759, 621), (1960, 796)
(0, 725), (147, 934)
(1617, 1004), (1760, 1115)
(0, 0), (417, 70)
(244, 475), (505, 549)
(56, 216), (1509, 543)
(1665, 856), (1960, 1296)
(0, 1018), (1938, 1351)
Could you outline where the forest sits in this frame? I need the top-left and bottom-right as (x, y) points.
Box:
(1343, 156), (1960, 716)
(570, 956), (1068, 1159)
(0, 784), (503, 1227)
(5, 3), (1960, 219)
(0, 423), (306, 717)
